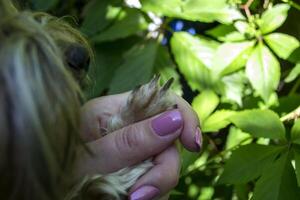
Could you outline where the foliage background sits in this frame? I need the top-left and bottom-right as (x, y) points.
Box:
(21, 0), (300, 199)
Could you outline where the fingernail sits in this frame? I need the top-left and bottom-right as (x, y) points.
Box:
(195, 127), (202, 152)
(129, 185), (160, 200)
(151, 110), (183, 136)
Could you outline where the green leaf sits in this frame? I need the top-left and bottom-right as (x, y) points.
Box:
(212, 41), (254, 76)
(30, 0), (58, 11)
(154, 46), (182, 96)
(285, 63), (300, 83)
(180, 148), (199, 175)
(91, 8), (148, 43)
(202, 110), (236, 132)
(252, 151), (300, 200)
(265, 33), (300, 59)
(229, 109), (286, 140)
(272, 94), (300, 115)
(291, 119), (300, 144)
(294, 147), (300, 186)
(109, 41), (158, 94)
(245, 42), (280, 103)
(80, 0), (121, 36)
(84, 46), (120, 98)
(84, 37), (140, 99)
(171, 32), (218, 90)
(288, 47), (300, 63)
(225, 126), (252, 150)
(192, 90), (219, 124)
(259, 4), (290, 34)
(234, 21), (250, 34)
(141, 0), (244, 24)
(205, 24), (245, 42)
(182, 0), (244, 24)
(234, 184), (249, 200)
(220, 72), (246, 106)
(170, 190), (184, 197)
(218, 144), (283, 184)
(140, 0), (183, 17)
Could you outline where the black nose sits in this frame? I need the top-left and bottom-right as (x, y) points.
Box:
(65, 44), (90, 72)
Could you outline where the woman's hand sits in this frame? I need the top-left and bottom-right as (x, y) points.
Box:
(78, 92), (202, 199)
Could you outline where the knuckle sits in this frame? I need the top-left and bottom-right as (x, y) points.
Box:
(115, 126), (142, 155)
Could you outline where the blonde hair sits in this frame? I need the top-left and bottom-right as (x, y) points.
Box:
(0, 1), (86, 199)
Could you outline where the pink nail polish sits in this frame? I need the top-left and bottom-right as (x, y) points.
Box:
(129, 185), (160, 200)
(195, 127), (202, 152)
(151, 110), (183, 136)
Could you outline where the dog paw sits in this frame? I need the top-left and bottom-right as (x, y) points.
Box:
(107, 75), (175, 132)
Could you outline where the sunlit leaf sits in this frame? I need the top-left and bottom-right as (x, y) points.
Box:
(202, 110), (236, 132)
(259, 4), (290, 34)
(182, 0), (244, 24)
(252, 151), (300, 200)
(220, 72), (246, 106)
(234, 21), (250, 34)
(229, 109), (286, 140)
(218, 144), (284, 184)
(192, 90), (219, 124)
(264, 33), (299, 59)
(141, 0), (244, 24)
(206, 24), (245, 42)
(91, 8), (148, 43)
(285, 63), (300, 83)
(109, 41), (158, 94)
(245, 42), (280, 103)
(171, 32), (218, 90)
(225, 126), (252, 150)
(140, 0), (183, 17)
(212, 41), (254, 76)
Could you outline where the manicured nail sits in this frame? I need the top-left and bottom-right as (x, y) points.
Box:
(129, 185), (160, 200)
(195, 127), (202, 152)
(151, 110), (183, 136)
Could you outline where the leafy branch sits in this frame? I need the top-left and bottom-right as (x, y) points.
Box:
(181, 136), (252, 177)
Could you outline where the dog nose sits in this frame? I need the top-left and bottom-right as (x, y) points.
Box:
(65, 44), (90, 72)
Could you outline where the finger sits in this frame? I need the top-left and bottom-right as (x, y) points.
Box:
(173, 94), (202, 152)
(81, 91), (203, 151)
(129, 145), (180, 199)
(76, 109), (183, 176)
(80, 92), (130, 142)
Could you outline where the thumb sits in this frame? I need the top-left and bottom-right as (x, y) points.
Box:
(77, 109), (183, 175)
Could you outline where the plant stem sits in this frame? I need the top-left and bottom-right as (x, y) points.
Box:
(280, 106), (300, 122)
(289, 77), (300, 96)
(241, 0), (255, 19)
(282, 0), (300, 11)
